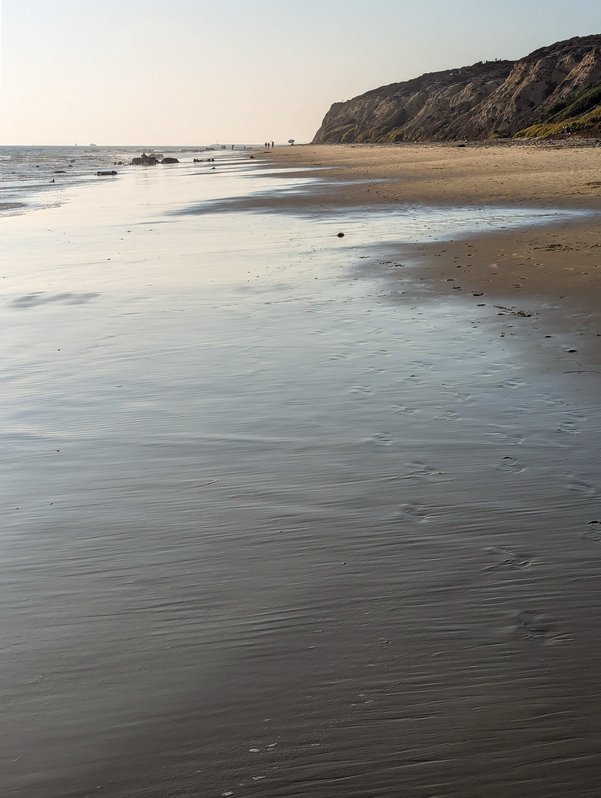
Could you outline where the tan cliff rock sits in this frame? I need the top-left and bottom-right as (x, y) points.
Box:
(313, 35), (601, 142)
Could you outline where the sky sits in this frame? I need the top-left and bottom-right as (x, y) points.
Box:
(0, 0), (600, 146)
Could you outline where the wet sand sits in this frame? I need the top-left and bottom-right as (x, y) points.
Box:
(2, 151), (601, 797)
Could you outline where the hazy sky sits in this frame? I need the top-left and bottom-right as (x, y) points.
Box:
(1, 0), (600, 145)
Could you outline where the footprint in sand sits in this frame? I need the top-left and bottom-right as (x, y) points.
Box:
(557, 412), (585, 436)
(538, 392), (569, 409)
(500, 378), (526, 389)
(515, 611), (550, 641)
(372, 433), (393, 446)
(436, 409), (460, 423)
(398, 503), (432, 523)
(557, 421), (580, 435)
(496, 456), (524, 473)
(402, 461), (444, 480)
(441, 388), (474, 404)
(515, 611), (570, 644)
(392, 404), (418, 415)
(566, 477), (597, 498)
(485, 546), (531, 571)
(583, 520), (601, 542)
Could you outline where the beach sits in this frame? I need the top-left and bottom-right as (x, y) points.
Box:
(261, 142), (601, 364)
(2, 144), (601, 797)
(262, 141), (601, 207)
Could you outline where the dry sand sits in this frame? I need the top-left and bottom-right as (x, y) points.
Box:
(265, 142), (601, 209)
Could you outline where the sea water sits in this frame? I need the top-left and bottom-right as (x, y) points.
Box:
(0, 144), (235, 215)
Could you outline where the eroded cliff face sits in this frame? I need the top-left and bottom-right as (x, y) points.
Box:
(313, 35), (601, 142)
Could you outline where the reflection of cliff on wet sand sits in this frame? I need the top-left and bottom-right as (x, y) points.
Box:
(2, 153), (601, 797)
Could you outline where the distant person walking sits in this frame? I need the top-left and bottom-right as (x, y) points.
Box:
(271, 141), (275, 148)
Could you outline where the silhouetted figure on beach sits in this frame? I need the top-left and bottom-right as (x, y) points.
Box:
(271, 141), (274, 148)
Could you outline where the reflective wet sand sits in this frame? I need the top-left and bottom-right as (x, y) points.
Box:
(2, 157), (601, 797)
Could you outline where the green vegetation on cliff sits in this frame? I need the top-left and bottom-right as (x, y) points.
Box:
(516, 81), (601, 138)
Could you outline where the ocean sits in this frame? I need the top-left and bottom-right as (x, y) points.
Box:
(2, 148), (601, 797)
(0, 145), (240, 216)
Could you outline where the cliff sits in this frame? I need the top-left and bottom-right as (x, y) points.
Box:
(313, 35), (601, 143)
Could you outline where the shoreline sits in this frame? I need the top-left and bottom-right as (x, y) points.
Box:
(0, 145), (228, 220)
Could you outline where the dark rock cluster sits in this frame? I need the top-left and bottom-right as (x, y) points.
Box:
(131, 153), (180, 165)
